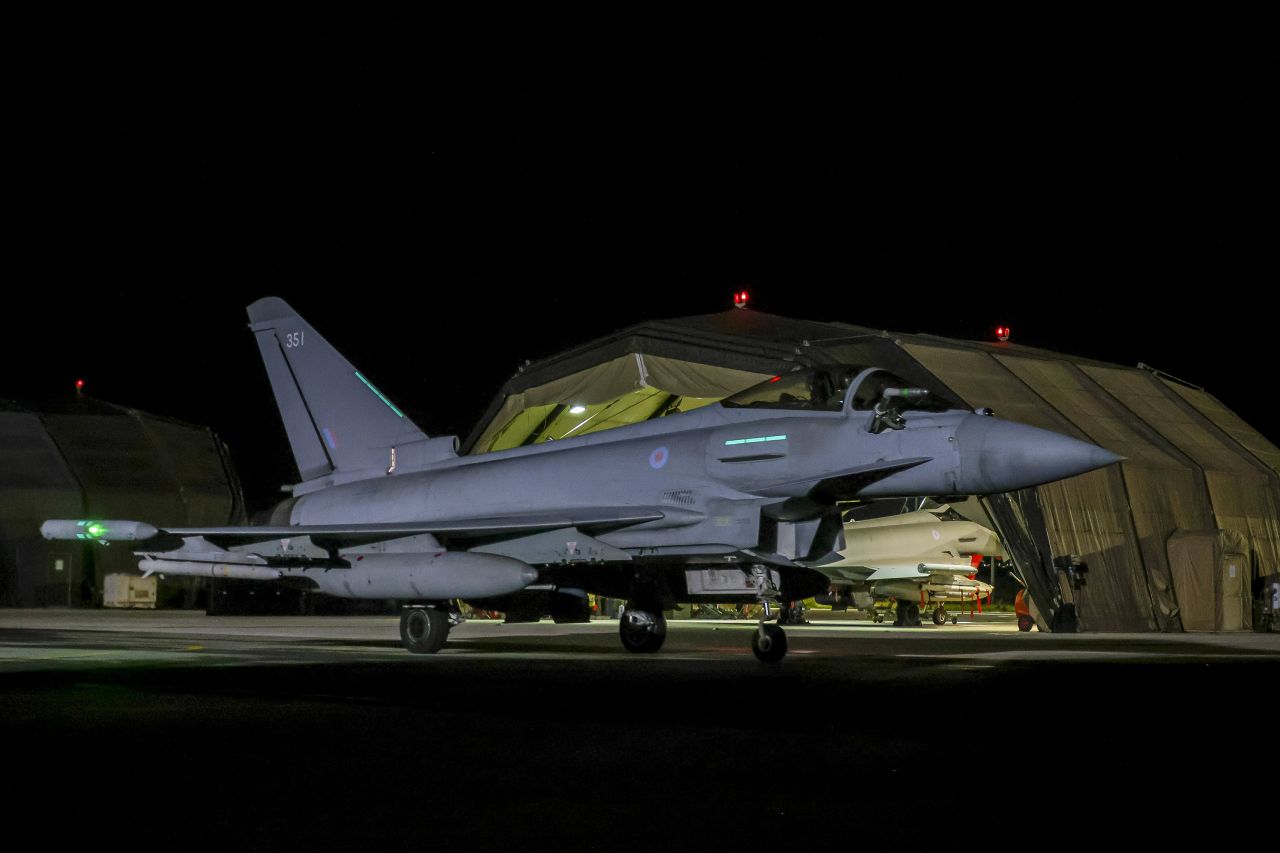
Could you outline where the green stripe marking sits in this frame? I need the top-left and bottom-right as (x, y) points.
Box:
(355, 371), (405, 417)
(724, 434), (788, 446)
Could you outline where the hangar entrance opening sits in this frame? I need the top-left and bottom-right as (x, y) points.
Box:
(472, 354), (769, 453)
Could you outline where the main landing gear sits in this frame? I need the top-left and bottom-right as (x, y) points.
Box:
(617, 564), (792, 662)
(400, 605), (451, 654)
(619, 604), (667, 653)
(894, 600), (922, 627)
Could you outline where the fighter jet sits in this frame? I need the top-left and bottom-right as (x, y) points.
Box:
(42, 298), (1122, 661)
(813, 499), (1002, 626)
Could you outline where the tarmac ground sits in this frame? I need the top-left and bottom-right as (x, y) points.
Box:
(2, 609), (1277, 850)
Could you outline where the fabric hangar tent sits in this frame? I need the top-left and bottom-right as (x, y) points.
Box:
(463, 309), (1280, 632)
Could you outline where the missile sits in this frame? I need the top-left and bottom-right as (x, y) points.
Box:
(138, 560), (285, 580)
(41, 520), (159, 542)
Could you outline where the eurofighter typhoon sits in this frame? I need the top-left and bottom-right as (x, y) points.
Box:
(43, 298), (1122, 661)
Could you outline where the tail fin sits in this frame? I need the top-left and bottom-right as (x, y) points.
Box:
(248, 297), (427, 481)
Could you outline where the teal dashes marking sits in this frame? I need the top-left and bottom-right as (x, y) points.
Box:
(724, 434), (787, 446)
(355, 371), (405, 417)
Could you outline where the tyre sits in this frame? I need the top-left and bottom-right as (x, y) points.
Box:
(1017, 615), (1035, 632)
(932, 606), (947, 626)
(904, 602), (921, 626)
(619, 609), (666, 653)
(752, 623), (788, 662)
(401, 607), (450, 653)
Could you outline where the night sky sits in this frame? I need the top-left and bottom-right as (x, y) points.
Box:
(12, 30), (1274, 512)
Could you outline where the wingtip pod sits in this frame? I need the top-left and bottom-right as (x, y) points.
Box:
(41, 520), (160, 542)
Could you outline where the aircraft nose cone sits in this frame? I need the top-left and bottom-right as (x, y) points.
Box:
(955, 416), (1123, 493)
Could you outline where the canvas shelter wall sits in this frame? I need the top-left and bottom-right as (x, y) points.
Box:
(0, 412), (87, 606)
(1161, 381), (1280, 479)
(135, 417), (243, 526)
(1160, 379), (1280, 573)
(1167, 530), (1251, 630)
(902, 343), (1157, 631)
(991, 354), (1201, 631)
(0, 413), (85, 521)
(1082, 367), (1280, 582)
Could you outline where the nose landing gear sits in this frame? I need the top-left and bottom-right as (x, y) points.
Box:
(750, 565), (788, 663)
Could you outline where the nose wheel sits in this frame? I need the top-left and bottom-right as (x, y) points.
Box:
(752, 623), (788, 662)
(749, 564), (788, 663)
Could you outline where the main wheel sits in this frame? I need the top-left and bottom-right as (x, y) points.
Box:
(752, 623), (788, 662)
(897, 601), (921, 627)
(1017, 614), (1035, 632)
(932, 606), (948, 626)
(619, 608), (666, 653)
(401, 607), (450, 654)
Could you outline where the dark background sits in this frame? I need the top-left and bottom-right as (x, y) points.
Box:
(11, 28), (1274, 512)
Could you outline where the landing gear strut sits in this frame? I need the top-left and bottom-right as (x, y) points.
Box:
(751, 565), (788, 662)
(619, 604), (666, 653)
(777, 600), (807, 625)
(400, 605), (451, 654)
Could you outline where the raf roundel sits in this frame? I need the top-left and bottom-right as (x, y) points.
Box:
(649, 446), (670, 469)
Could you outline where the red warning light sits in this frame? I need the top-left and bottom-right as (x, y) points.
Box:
(995, 326), (1011, 342)
(75, 379), (85, 392)
(733, 290), (749, 309)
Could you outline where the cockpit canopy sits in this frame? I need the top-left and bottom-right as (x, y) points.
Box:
(720, 366), (961, 413)
(720, 366), (857, 411)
